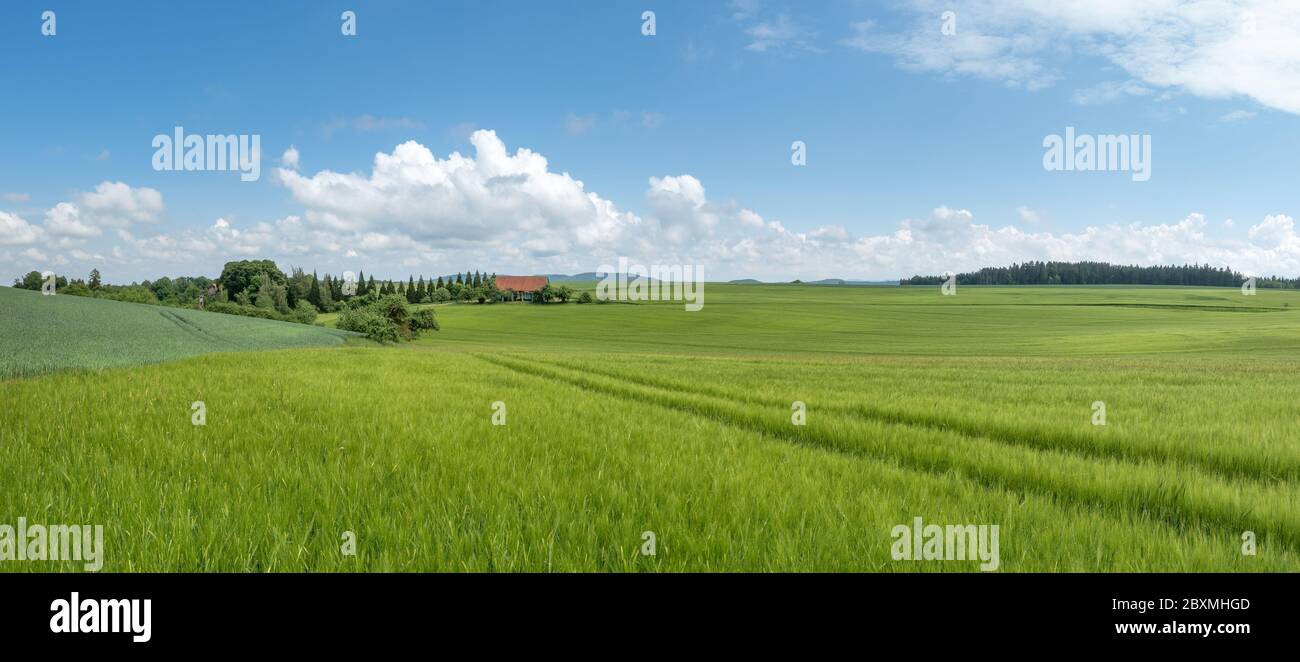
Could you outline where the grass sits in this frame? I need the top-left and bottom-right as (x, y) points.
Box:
(0, 286), (355, 378)
(1, 283), (1297, 571)
(424, 284), (1300, 357)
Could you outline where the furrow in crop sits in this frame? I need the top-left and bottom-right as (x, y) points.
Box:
(475, 353), (1300, 549)
(510, 353), (1297, 485)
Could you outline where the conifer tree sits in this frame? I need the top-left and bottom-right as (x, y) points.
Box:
(307, 271), (322, 309)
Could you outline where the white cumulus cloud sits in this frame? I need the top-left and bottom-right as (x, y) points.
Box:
(0, 211), (44, 245)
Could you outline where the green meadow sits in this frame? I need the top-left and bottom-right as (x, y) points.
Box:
(2, 283), (1298, 571)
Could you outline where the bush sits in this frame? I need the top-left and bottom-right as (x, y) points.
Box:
(206, 301), (284, 321)
(336, 294), (438, 343)
(100, 286), (160, 305)
(62, 282), (92, 297)
(412, 308), (439, 331)
(431, 287), (451, 303)
(289, 300), (318, 325)
(577, 291), (594, 304)
(205, 300), (317, 326)
(374, 294), (412, 328)
(336, 307), (399, 343)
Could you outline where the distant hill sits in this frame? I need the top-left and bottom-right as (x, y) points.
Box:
(799, 279), (900, 286)
(0, 286), (354, 378)
(519, 273), (902, 285)
(547, 273), (665, 282)
(546, 273), (601, 281)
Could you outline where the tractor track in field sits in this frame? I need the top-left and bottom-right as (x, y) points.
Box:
(157, 309), (243, 348)
(474, 352), (1300, 550)
(498, 354), (1297, 486)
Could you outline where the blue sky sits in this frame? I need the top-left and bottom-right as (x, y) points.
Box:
(3, 0), (1300, 282)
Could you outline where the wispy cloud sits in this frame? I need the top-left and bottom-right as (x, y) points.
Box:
(1071, 80), (1152, 106)
(567, 110), (665, 135)
(744, 14), (819, 53)
(1219, 109), (1257, 123)
(844, 1), (1300, 114)
(322, 115), (426, 137)
(565, 113), (597, 136)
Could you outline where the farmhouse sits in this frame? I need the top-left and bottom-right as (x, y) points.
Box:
(494, 275), (549, 302)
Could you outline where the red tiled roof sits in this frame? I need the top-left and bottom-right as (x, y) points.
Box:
(494, 275), (549, 292)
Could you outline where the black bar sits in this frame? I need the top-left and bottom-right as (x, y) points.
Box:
(0, 572), (1287, 651)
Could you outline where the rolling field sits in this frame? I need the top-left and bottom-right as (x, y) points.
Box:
(0, 286), (355, 378)
(2, 284), (1298, 571)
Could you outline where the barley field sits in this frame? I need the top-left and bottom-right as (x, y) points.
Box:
(2, 284), (1297, 571)
(0, 286), (354, 378)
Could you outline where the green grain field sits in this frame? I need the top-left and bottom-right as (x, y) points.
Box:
(0, 286), (355, 378)
(2, 283), (1297, 571)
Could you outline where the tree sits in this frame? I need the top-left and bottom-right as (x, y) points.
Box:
(286, 267), (310, 308)
(219, 260), (285, 299)
(436, 275), (444, 289)
(307, 271), (322, 309)
(406, 276), (417, 303)
(150, 276), (176, 302)
(254, 278), (275, 308)
(15, 271), (43, 290)
(357, 270), (368, 296)
(330, 273), (344, 301)
(456, 273), (463, 285)
(88, 268), (102, 291)
(535, 284), (555, 303)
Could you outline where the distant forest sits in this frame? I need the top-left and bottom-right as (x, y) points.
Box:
(903, 261), (1300, 288)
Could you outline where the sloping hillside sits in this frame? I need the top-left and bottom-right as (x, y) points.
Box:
(0, 286), (355, 377)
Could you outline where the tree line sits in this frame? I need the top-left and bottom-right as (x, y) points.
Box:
(11, 261), (585, 334)
(903, 261), (1300, 288)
